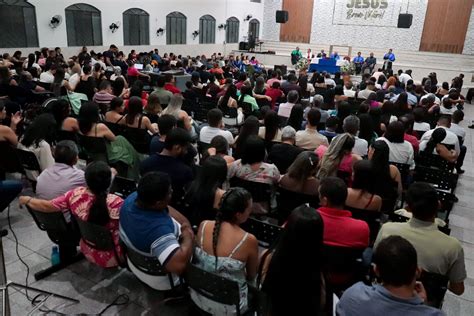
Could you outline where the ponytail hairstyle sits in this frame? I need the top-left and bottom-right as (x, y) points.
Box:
(424, 128), (446, 155)
(84, 161), (112, 226)
(212, 187), (252, 269)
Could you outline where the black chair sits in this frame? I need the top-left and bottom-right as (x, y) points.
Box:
(229, 177), (272, 211)
(346, 207), (382, 244)
(56, 130), (78, 143)
(419, 271), (449, 308)
(220, 105), (239, 127)
(275, 186), (319, 225)
(15, 148), (41, 190)
(77, 134), (109, 163)
(185, 264), (262, 316)
(26, 206), (83, 280)
(75, 217), (122, 265)
(104, 122), (125, 137)
(390, 162), (411, 190)
(0, 142), (23, 177)
(197, 141), (211, 159)
(436, 190), (456, 222)
(120, 240), (176, 289)
(110, 176), (137, 199)
(416, 153), (455, 173)
(414, 166), (457, 193)
(240, 217), (283, 248)
(123, 126), (152, 154)
(240, 102), (255, 119)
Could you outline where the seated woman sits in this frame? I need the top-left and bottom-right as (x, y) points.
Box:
(185, 156), (227, 225)
(104, 97), (125, 124)
(162, 94), (193, 134)
(258, 110), (282, 143)
(78, 102), (141, 180)
(238, 85), (259, 114)
(279, 151), (319, 196)
(47, 99), (78, 132)
(75, 65), (96, 100)
(316, 133), (361, 182)
(419, 128), (457, 162)
(204, 135), (235, 166)
(369, 140), (402, 213)
(191, 188), (258, 316)
(19, 161), (123, 268)
(143, 93), (162, 125)
(346, 160), (382, 212)
(17, 114), (56, 180)
(232, 116), (259, 160)
(376, 121), (415, 170)
(120, 96), (158, 134)
(261, 205), (325, 316)
(124, 81), (149, 108)
(218, 84), (244, 125)
(0, 104), (20, 146)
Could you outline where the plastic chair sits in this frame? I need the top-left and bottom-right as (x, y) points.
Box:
(275, 186), (319, 225)
(229, 177), (272, 205)
(419, 270), (449, 308)
(110, 176), (137, 199)
(346, 206), (382, 244)
(77, 134), (109, 163)
(123, 126), (152, 154)
(240, 217), (283, 248)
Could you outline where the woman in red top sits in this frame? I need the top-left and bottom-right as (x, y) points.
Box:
(265, 81), (285, 110)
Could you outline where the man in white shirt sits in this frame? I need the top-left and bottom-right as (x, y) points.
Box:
(199, 108), (234, 145)
(277, 90), (298, 118)
(399, 70), (412, 85)
(420, 115), (460, 156)
(343, 115), (368, 157)
(324, 73), (336, 87)
(343, 81), (356, 98)
(39, 64), (56, 83)
(296, 109), (329, 150)
(358, 81), (376, 99)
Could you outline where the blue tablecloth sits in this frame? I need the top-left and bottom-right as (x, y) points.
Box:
(309, 58), (340, 74)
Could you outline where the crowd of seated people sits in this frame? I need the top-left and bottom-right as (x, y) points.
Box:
(0, 44), (470, 315)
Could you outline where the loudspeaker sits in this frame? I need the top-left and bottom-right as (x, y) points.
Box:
(397, 14), (413, 28)
(276, 10), (289, 23)
(274, 65), (287, 75)
(239, 41), (249, 51)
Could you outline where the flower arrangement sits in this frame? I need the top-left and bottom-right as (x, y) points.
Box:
(295, 57), (309, 71)
(341, 62), (356, 75)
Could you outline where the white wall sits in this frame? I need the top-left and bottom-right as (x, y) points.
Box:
(262, 0), (282, 42)
(463, 6), (474, 55)
(310, 0), (428, 51)
(4, 0), (264, 56)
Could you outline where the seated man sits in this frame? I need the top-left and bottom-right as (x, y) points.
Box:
(337, 235), (443, 316)
(295, 109), (329, 150)
(36, 140), (86, 222)
(267, 126), (303, 174)
(343, 115), (368, 157)
(92, 80), (115, 113)
(277, 91), (299, 119)
(317, 177), (369, 248)
(120, 172), (194, 290)
(149, 114), (177, 154)
(140, 128), (193, 205)
(199, 109), (234, 145)
(375, 182), (466, 296)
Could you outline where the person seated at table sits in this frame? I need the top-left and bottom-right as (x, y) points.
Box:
(279, 151), (319, 196)
(19, 161), (124, 268)
(346, 160), (382, 212)
(190, 187), (258, 315)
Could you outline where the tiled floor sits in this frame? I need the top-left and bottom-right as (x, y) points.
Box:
(2, 102), (474, 315)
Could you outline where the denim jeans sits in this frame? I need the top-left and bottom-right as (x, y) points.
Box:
(0, 180), (23, 212)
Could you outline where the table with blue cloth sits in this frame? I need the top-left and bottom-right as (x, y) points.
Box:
(309, 58), (340, 74)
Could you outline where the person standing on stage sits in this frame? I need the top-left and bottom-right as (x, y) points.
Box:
(291, 47), (303, 65)
(353, 52), (364, 75)
(361, 52), (377, 74)
(331, 51), (341, 60)
(383, 49), (396, 70)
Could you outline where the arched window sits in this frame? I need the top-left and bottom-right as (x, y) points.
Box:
(226, 17), (239, 44)
(123, 8), (149, 46)
(248, 19), (260, 40)
(65, 3), (102, 46)
(199, 15), (216, 44)
(0, 0), (38, 48)
(166, 12), (186, 45)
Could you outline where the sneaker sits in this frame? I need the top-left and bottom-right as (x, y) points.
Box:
(456, 169), (465, 174)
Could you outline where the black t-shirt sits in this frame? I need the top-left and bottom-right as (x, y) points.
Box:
(268, 143), (304, 174)
(103, 50), (115, 65)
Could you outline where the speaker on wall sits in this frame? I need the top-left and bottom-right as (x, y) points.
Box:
(276, 10), (289, 23)
(397, 14), (413, 28)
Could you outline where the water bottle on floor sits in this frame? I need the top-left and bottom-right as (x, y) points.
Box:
(51, 245), (60, 265)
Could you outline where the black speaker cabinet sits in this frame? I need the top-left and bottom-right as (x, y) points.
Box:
(274, 65), (287, 75)
(276, 10), (289, 23)
(398, 14), (413, 28)
(239, 41), (249, 51)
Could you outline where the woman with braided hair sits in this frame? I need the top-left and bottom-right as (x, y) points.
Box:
(190, 187), (258, 315)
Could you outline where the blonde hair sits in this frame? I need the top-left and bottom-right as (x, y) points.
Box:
(162, 94), (184, 118)
(317, 133), (355, 180)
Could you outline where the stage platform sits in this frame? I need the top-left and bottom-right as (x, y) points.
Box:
(233, 40), (474, 87)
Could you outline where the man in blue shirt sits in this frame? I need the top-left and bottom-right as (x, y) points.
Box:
(337, 235), (443, 316)
(330, 51), (340, 60)
(151, 48), (162, 63)
(383, 48), (396, 70)
(353, 52), (364, 74)
(362, 52), (376, 74)
(120, 172), (194, 290)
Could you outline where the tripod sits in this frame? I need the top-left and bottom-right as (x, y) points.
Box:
(0, 229), (79, 316)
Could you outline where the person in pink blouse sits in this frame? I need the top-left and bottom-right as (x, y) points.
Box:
(19, 161), (123, 268)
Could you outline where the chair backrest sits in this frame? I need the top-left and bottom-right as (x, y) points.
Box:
(416, 153), (455, 173)
(56, 130), (78, 143)
(229, 177), (272, 204)
(240, 217), (283, 248)
(197, 141), (211, 157)
(184, 264), (242, 314)
(15, 148), (41, 172)
(120, 240), (169, 276)
(26, 205), (69, 244)
(276, 186), (319, 224)
(240, 102), (254, 118)
(0, 141), (22, 174)
(110, 176), (137, 199)
(123, 126), (151, 154)
(389, 162), (411, 189)
(323, 245), (366, 291)
(104, 122), (125, 136)
(419, 270), (449, 308)
(77, 134), (108, 162)
(346, 206), (382, 243)
(75, 217), (115, 251)
(414, 166), (456, 192)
